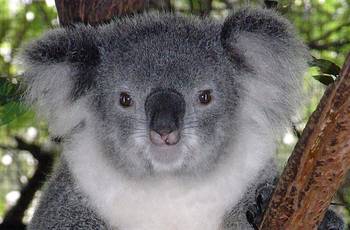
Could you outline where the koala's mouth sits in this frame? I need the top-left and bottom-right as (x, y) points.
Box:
(146, 130), (185, 168)
(148, 143), (184, 166)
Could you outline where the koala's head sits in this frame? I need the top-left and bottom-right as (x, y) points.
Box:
(20, 8), (309, 176)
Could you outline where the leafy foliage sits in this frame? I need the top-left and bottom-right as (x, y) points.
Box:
(311, 57), (341, 76)
(0, 77), (29, 126)
(311, 74), (335, 85)
(310, 57), (341, 85)
(0, 0), (57, 221)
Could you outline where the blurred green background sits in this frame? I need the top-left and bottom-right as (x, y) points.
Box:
(0, 0), (349, 229)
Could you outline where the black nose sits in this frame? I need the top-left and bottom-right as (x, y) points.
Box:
(150, 109), (178, 135)
(145, 88), (185, 143)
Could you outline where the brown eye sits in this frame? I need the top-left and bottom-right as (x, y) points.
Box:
(119, 92), (133, 107)
(198, 90), (212, 105)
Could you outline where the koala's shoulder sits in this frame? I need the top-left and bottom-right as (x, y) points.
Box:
(28, 160), (108, 230)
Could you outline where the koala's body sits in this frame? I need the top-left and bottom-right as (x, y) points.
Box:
(21, 7), (341, 230)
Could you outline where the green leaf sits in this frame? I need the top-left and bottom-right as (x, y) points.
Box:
(0, 78), (16, 95)
(0, 101), (28, 126)
(310, 57), (341, 76)
(312, 74), (335, 85)
(4, 108), (35, 129)
(0, 77), (24, 105)
(0, 78), (27, 125)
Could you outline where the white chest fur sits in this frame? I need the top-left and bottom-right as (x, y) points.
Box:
(65, 122), (274, 230)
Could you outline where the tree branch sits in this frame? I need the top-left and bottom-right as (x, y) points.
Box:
(260, 52), (350, 229)
(55, 0), (151, 26)
(308, 40), (350, 50)
(199, 0), (212, 16)
(0, 138), (54, 230)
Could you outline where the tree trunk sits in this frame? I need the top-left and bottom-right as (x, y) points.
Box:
(55, 0), (171, 26)
(260, 53), (350, 229)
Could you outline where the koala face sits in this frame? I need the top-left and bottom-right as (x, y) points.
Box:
(90, 30), (241, 175)
(22, 9), (309, 178)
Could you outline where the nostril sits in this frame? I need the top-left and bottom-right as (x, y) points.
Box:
(150, 129), (180, 145)
(158, 129), (173, 137)
(160, 133), (170, 142)
(163, 130), (180, 145)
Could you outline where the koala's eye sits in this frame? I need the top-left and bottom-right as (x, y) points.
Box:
(198, 90), (212, 105)
(119, 92), (133, 107)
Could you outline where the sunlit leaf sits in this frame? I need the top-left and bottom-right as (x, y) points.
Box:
(0, 101), (28, 126)
(0, 78), (23, 105)
(4, 109), (35, 129)
(312, 74), (335, 85)
(310, 57), (341, 76)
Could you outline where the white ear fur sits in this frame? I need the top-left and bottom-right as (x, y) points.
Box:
(19, 26), (98, 136)
(221, 8), (310, 135)
(22, 62), (89, 136)
(240, 34), (308, 133)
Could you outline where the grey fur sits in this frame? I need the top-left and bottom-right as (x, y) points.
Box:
(20, 7), (333, 230)
(29, 159), (109, 230)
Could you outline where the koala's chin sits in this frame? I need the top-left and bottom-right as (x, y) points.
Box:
(147, 143), (186, 172)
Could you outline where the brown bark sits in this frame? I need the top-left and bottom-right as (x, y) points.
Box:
(54, 0), (174, 26)
(55, 0), (148, 26)
(259, 53), (350, 229)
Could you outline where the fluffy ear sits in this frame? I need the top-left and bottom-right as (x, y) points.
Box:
(220, 8), (310, 132)
(19, 25), (100, 136)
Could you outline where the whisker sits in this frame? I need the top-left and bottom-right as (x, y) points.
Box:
(183, 126), (199, 130)
(131, 135), (148, 139)
(130, 130), (147, 134)
(183, 122), (198, 126)
(184, 120), (198, 124)
(184, 116), (198, 120)
(185, 111), (196, 117)
(183, 124), (199, 129)
(184, 118), (199, 122)
(183, 142), (196, 154)
(182, 133), (198, 138)
(127, 116), (147, 122)
(130, 134), (147, 137)
(132, 128), (148, 131)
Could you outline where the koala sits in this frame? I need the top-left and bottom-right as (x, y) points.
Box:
(20, 7), (343, 230)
